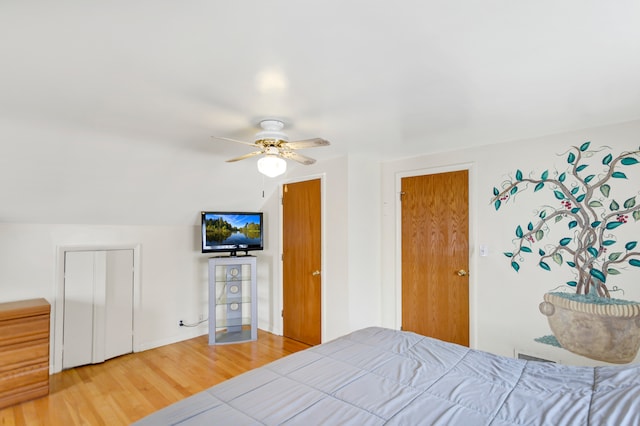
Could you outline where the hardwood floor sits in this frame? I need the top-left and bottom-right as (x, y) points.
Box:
(0, 330), (310, 425)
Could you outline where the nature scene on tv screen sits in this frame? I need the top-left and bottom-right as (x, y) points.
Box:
(204, 214), (261, 246)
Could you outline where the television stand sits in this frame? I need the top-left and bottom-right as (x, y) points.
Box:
(208, 256), (257, 345)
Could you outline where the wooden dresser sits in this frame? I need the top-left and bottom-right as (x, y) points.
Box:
(0, 298), (50, 409)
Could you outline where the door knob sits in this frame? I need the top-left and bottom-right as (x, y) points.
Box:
(312, 270), (321, 276)
(456, 269), (468, 277)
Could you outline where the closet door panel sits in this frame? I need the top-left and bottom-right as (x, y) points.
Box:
(104, 249), (134, 360)
(62, 251), (95, 369)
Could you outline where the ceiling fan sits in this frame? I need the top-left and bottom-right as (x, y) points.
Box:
(214, 119), (330, 177)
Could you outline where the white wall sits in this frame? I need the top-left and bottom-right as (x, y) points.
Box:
(0, 222), (210, 372)
(0, 153), (378, 371)
(381, 119), (640, 366)
(263, 156), (352, 341)
(5, 120), (639, 369)
(257, 154), (383, 341)
(347, 154), (382, 329)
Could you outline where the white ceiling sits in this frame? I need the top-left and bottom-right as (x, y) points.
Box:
(2, 1), (640, 225)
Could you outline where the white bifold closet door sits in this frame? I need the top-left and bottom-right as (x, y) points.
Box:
(62, 249), (134, 370)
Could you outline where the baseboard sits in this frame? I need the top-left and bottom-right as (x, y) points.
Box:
(134, 326), (208, 352)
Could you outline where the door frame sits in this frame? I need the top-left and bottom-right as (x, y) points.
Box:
(277, 173), (326, 342)
(395, 163), (478, 347)
(52, 244), (141, 373)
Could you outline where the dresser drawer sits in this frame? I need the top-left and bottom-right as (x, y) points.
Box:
(0, 339), (49, 373)
(0, 314), (49, 347)
(0, 298), (50, 409)
(0, 363), (49, 409)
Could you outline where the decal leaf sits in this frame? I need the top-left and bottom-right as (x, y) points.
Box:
(624, 197), (636, 209)
(579, 141), (591, 151)
(602, 153), (613, 165)
(625, 241), (637, 251)
(621, 157), (639, 165)
(612, 171), (627, 179)
(600, 184), (610, 197)
(515, 169), (523, 181)
(629, 259), (640, 267)
(539, 261), (551, 271)
(590, 268), (606, 283)
(608, 252), (622, 261)
(559, 237), (572, 246)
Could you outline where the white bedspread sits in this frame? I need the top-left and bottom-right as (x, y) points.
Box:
(134, 327), (640, 425)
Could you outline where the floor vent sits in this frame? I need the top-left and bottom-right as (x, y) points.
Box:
(517, 353), (555, 363)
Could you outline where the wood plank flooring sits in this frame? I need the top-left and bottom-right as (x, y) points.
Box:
(0, 330), (310, 425)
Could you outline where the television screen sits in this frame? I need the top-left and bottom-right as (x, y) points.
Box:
(201, 212), (264, 255)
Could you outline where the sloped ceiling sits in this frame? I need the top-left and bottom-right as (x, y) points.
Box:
(1, 1), (640, 225)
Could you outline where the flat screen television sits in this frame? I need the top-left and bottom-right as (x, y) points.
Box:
(201, 211), (264, 256)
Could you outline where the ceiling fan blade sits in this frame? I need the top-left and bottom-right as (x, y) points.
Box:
(225, 150), (263, 162)
(285, 138), (330, 150)
(212, 136), (257, 147)
(280, 151), (317, 165)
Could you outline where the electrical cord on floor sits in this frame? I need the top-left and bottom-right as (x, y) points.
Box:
(179, 318), (208, 327)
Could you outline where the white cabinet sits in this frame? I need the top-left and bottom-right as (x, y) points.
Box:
(208, 256), (257, 344)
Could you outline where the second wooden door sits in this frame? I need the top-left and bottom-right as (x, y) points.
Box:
(282, 179), (322, 345)
(401, 170), (469, 346)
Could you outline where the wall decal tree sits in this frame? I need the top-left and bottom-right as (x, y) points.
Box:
(492, 142), (640, 298)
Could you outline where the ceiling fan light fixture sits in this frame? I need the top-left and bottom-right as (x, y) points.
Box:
(257, 155), (286, 177)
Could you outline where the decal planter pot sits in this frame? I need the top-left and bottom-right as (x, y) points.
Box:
(539, 292), (640, 364)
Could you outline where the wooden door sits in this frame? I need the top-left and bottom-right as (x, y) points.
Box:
(401, 170), (469, 346)
(282, 179), (322, 345)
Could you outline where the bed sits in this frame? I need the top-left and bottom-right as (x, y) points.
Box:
(134, 327), (640, 425)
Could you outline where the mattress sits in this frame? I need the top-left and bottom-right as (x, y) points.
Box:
(134, 327), (640, 425)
